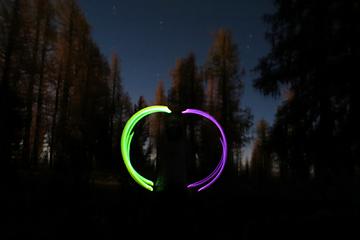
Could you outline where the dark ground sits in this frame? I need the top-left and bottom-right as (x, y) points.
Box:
(3, 170), (360, 239)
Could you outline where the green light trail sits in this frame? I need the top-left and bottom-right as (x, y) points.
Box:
(120, 105), (171, 191)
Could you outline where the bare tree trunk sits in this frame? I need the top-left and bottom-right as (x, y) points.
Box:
(50, 68), (62, 168)
(56, 2), (75, 168)
(32, 10), (50, 165)
(23, 3), (42, 166)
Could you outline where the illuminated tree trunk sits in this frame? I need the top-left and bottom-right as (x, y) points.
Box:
(32, 4), (51, 165)
(23, 0), (42, 166)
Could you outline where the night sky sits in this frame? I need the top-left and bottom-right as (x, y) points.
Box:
(77, 0), (281, 132)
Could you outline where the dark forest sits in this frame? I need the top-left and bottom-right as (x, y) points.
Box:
(1, 0), (360, 239)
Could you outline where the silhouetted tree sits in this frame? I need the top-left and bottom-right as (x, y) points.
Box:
(0, 0), (133, 188)
(109, 53), (124, 170)
(150, 80), (167, 168)
(206, 29), (252, 176)
(31, 0), (54, 165)
(131, 96), (151, 175)
(168, 53), (204, 178)
(251, 119), (272, 182)
(54, 0), (79, 170)
(168, 53), (203, 111)
(22, 0), (51, 166)
(254, 0), (360, 180)
(0, 0), (23, 173)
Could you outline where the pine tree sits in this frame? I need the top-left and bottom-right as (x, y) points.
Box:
(168, 53), (204, 177)
(168, 53), (203, 111)
(150, 80), (167, 168)
(254, 0), (360, 179)
(0, 0), (22, 171)
(109, 53), (124, 169)
(206, 29), (252, 175)
(31, 0), (55, 165)
(131, 96), (150, 174)
(251, 119), (272, 182)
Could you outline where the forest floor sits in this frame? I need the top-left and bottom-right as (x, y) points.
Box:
(3, 170), (360, 239)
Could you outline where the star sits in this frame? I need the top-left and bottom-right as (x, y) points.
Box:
(112, 5), (117, 15)
(159, 20), (165, 31)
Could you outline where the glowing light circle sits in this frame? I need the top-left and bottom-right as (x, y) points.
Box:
(121, 106), (227, 192)
(120, 105), (171, 191)
(182, 109), (228, 192)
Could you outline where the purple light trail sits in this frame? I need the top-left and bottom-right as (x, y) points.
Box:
(182, 109), (228, 191)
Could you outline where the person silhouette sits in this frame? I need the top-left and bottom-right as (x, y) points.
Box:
(153, 115), (188, 234)
(155, 115), (187, 193)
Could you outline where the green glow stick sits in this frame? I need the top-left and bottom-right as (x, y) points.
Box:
(121, 105), (171, 191)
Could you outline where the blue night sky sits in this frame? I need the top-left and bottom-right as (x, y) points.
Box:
(77, 0), (281, 130)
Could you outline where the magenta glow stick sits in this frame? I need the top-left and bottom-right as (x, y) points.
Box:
(181, 109), (228, 191)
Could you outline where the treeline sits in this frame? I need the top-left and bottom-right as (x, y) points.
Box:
(0, 0), (253, 186)
(4, 0), (357, 187)
(250, 0), (360, 183)
(0, 0), (132, 180)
